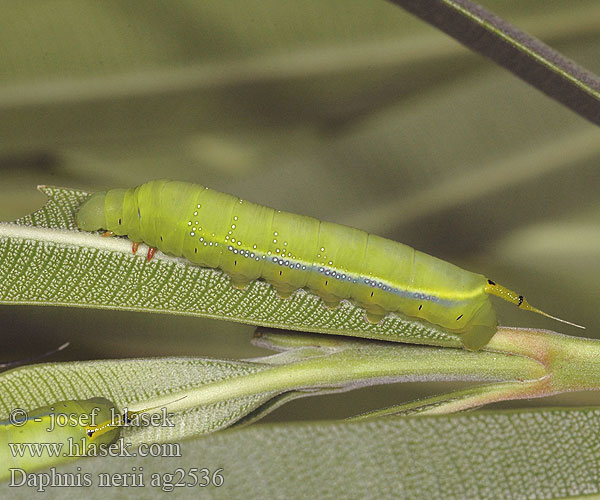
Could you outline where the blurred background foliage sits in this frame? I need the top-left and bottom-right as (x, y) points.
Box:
(1, 0), (599, 420)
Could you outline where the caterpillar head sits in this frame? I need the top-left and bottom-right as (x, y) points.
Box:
(76, 192), (107, 231)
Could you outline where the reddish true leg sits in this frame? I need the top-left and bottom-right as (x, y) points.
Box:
(131, 242), (139, 254)
(102, 231), (114, 237)
(146, 247), (157, 262)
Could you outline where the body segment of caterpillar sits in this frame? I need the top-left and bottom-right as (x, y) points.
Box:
(76, 179), (582, 350)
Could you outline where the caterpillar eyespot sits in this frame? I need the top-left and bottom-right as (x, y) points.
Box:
(0, 397), (119, 481)
(76, 179), (585, 351)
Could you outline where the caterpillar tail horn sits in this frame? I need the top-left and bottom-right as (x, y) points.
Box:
(485, 280), (585, 329)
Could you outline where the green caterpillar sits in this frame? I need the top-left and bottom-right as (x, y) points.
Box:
(76, 179), (582, 350)
(0, 398), (119, 481)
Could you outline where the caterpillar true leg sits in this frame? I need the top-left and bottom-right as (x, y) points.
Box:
(146, 247), (157, 262)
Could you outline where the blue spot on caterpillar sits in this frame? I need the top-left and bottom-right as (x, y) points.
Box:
(76, 179), (584, 350)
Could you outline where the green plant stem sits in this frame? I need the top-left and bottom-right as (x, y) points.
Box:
(489, 327), (600, 391)
(351, 327), (600, 418)
(125, 340), (544, 417)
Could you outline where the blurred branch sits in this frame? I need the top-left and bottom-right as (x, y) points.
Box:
(387, 0), (600, 125)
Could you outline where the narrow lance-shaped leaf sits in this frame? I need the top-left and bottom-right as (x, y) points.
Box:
(0, 330), (546, 442)
(4, 327), (600, 483)
(7, 406), (600, 499)
(0, 186), (462, 347)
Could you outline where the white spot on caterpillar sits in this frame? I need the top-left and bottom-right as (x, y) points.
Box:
(234, 216), (238, 221)
(188, 221), (192, 226)
(194, 211), (198, 216)
(190, 232), (195, 236)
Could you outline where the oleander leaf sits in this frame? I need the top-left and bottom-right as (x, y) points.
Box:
(0, 186), (462, 348)
(6, 406), (600, 499)
(0, 357), (274, 443)
(0, 330), (545, 445)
